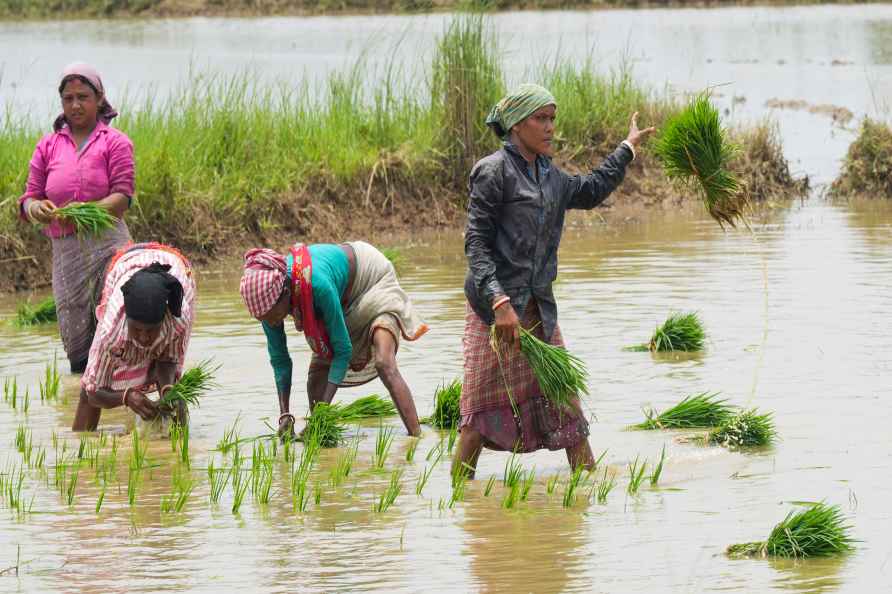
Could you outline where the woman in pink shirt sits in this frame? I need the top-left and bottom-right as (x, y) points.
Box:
(19, 62), (134, 373)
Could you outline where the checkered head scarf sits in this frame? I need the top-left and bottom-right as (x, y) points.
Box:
(240, 248), (287, 319)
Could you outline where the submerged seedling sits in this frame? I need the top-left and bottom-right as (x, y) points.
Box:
(405, 437), (419, 463)
(596, 468), (617, 504)
(374, 469), (404, 513)
(484, 475), (497, 497)
(650, 445), (667, 487)
(415, 464), (435, 496)
(627, 456), (648, 496)
(562, 465), (586, 508)
(208, 458), (232, 504)
(372, 423), (395, 470)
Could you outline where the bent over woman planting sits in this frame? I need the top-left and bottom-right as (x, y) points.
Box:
(453, 83), (655, 476)
(239, 241), (429, 439)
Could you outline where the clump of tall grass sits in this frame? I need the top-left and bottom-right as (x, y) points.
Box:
(333, 395), (397, 422)
(634, 392), (733, 430)
(430, 11), (503, 177)
(654, 92), (748, 229)
(426, 379), (462, 430)
(54, 203), (119, 237)
(708, 409), (776, 448)
(13, 296), (56, 327)
(830, 118), (892, 199)
(515, 328), (588, 410)
(160, 360), (220, 411)
(727, 503), (855, 558)
(642, 312), (706, 353)
(304, 403), (346, 448)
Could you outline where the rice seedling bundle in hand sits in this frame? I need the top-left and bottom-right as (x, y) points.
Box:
(160, 360), (220, 410)
(634, 392), (733, 430)
(55, 202), (119, 237)
(333, 395), (397, 422)
(727, 503), (855, 558)
(304, 403), (346, 448)
(649, 312), (706, 353)
(14, 296), (57, 327)
(709, 408), (776, 448)
(427, 379), (462, 429)
(519, 327), (589, 409)
(654, 93), (747, 229)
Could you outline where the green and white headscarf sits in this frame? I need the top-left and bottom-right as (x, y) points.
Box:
(485, 83), (556, 139)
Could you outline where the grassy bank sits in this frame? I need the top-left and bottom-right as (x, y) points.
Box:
(1, 14), (803, 291)
(0, 0), (879, 19)
(830, 118), (892, 199)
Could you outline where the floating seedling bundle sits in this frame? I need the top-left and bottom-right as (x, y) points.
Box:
(654, 93), (748, 229)
(634, 392), (733, 430)
(160, 360), (220, 413)
(627, 312), (706, 353)
(333, 395), (397, 422)
(55, 202), (119, 237)
(426, 379), (461, 429)
(727, 503), (855, 558)
(708, 408), (776, 448)
(14, 296), (57, 327)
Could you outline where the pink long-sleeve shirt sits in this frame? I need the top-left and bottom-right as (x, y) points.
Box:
(19, 121), (135, 238)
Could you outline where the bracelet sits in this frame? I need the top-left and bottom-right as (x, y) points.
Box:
(492, 296), (511, 311)
(121, 387), (131, 408)
(24, 199), (37, 223)
(278, 412), (295, 424)
(159, 384), (174, 397)
(621, 140), (637, 161)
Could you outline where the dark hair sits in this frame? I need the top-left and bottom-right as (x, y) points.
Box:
(58, 74), (100, 98)
(121, 262), (184, 325)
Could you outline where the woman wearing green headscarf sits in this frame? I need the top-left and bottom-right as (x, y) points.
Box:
(454, 83), (654, 477)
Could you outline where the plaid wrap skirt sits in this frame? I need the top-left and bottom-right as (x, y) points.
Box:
(459, 301), (589, 453)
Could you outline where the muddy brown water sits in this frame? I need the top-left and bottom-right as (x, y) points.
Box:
(3, 4), (892, 593)
(2, 196), (892, 592)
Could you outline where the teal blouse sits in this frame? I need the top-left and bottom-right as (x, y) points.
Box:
(261, 244), (352, 393)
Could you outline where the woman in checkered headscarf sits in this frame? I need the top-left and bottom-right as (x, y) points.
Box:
(240, 241), (428, 440)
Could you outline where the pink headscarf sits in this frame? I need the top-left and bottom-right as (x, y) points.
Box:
(240, 248), (288, 319)
(54, 62), (119, 132)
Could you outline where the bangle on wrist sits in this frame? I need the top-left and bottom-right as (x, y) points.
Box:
(159, 384), (174, 397)
(122, 387), (131, 408)
(279, 412), (295, 424)
(492, 296), (511, 311)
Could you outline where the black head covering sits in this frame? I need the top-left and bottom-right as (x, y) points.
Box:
(121, 262), (184, 325)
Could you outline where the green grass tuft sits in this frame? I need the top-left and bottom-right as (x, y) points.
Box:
(727, 503), (855, 558)
(634, 392), (733, 430)
(654, 92), (747, 229)
(54, 202), (119, 237)
(13, 296), (57, 327)
(518, 327), (588, 410)
(304, 403), (346, 448)
(649, 312), (706, 353)
(333, 395), (397, 422)
(709, 408), (776, 448)
(160, 360), (220, 409)
(428, 379), (462, 429)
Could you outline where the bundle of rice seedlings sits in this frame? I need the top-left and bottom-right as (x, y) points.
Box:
(648, 312), (706, 353)
(13, 296), (57, 327)
(55, 202), (119, 237)
(304, 403), (346, 448)
(727, 503), (855, 558)
(426, 379), (462, 429)
(708, 408), (776, 448)
(160, 360), (220, 410)
(334, 395), (397, 422)
(634, 392), (733, 430)
(654, 92), (748, 229)
(519, 327), (589, 409)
